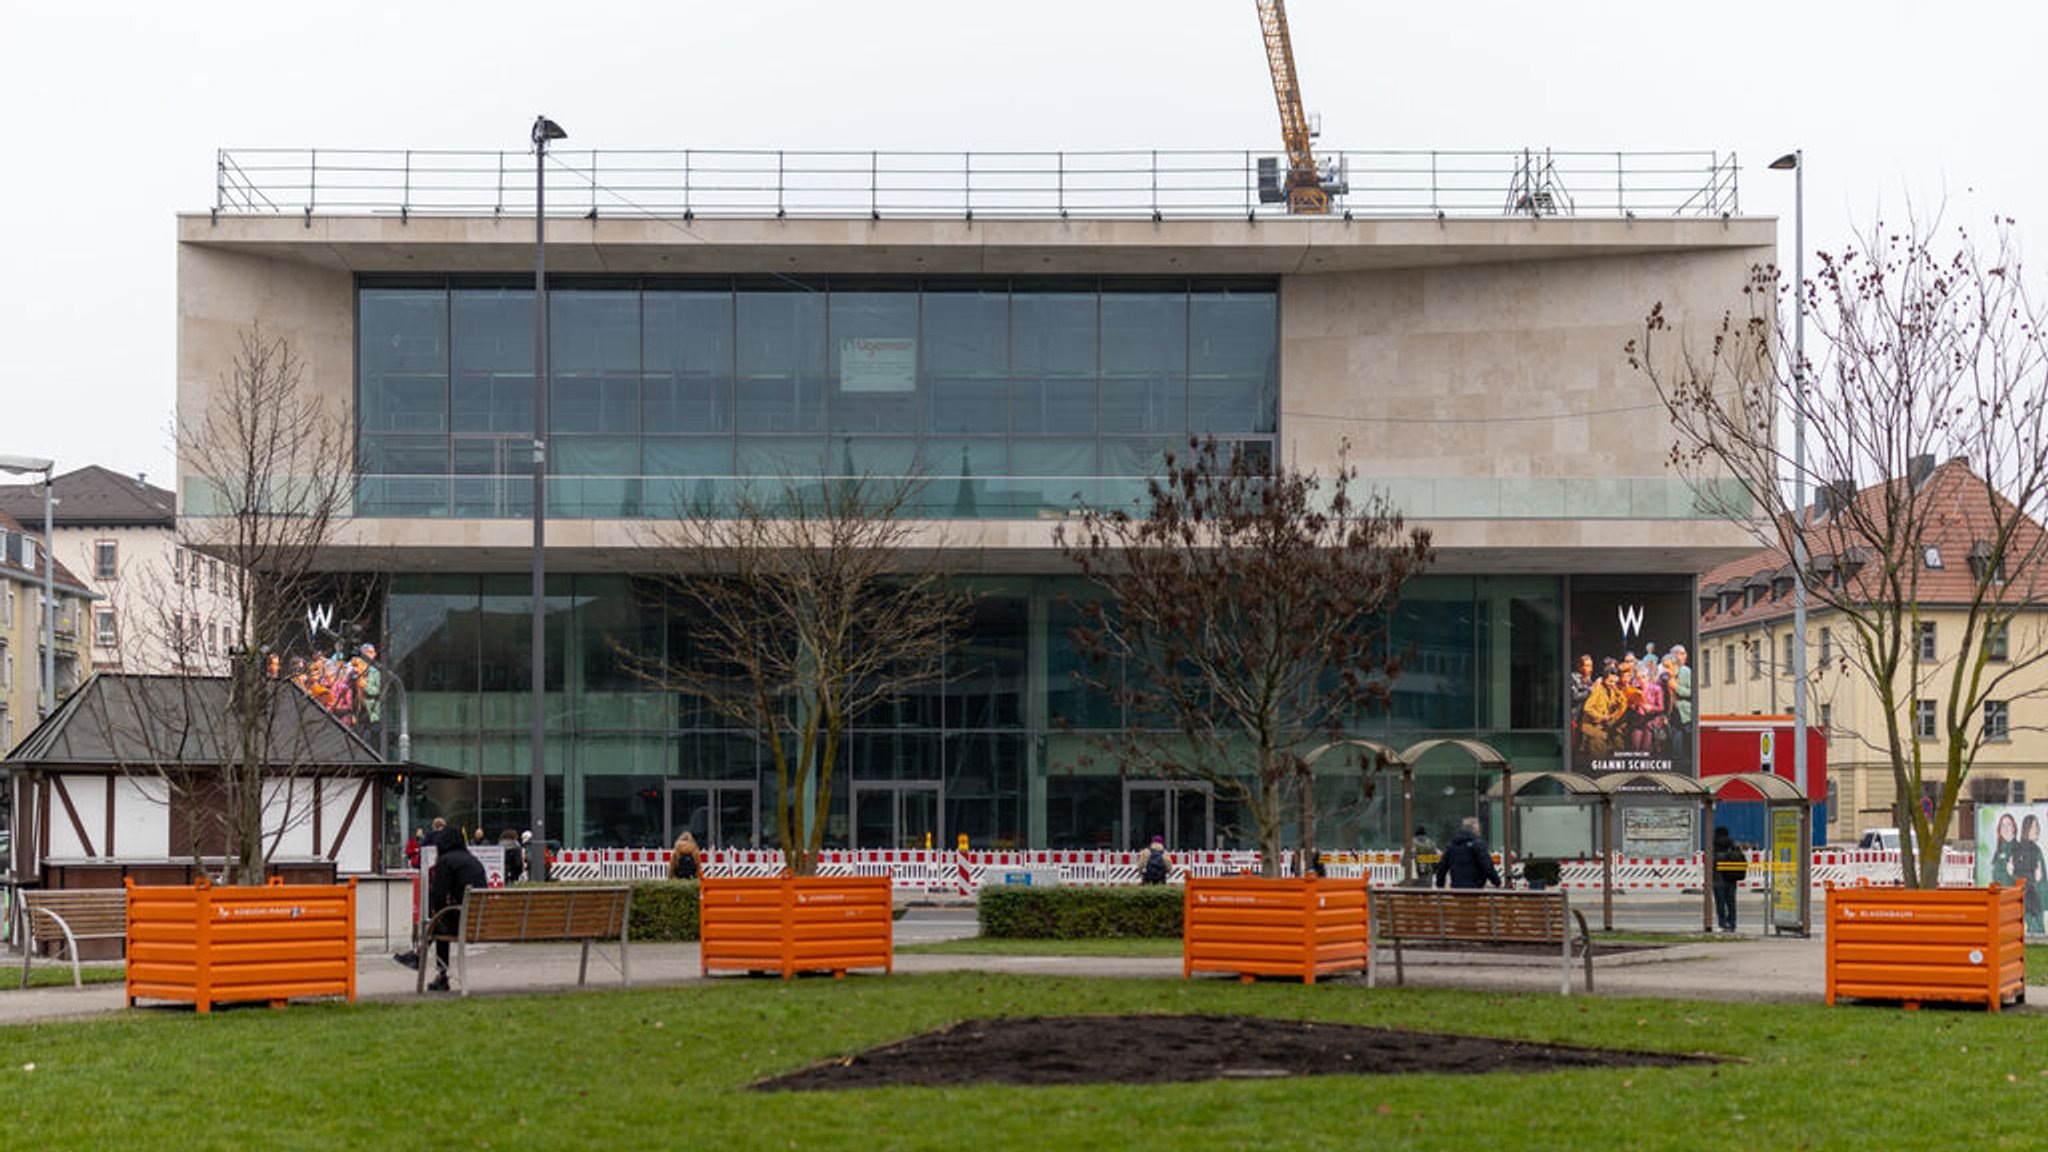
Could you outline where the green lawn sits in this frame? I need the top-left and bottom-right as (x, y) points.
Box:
(10, 965), (126, 990)
(899, 936), (1183, 957)
(908, 937), (2048, 977)
(4, 972), (2046, 1150)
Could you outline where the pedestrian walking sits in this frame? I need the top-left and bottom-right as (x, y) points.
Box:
(1432, 817), (1502, 890)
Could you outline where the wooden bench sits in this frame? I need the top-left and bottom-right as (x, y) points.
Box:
(417, 886), (632, 997)
(1369, 888), (1594, 995)
(19, 889), (127, 989)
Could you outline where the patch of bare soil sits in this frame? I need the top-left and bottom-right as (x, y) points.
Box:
(752, 1014), (1715, 1091)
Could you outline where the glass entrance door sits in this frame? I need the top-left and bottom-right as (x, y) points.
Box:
(665, 781), (759, 849)
(850, 783), (943, 850)
(1122, 780), (1213, 850)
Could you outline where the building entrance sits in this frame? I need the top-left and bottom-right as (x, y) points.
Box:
(665, 781), (759, 849)
(851, 782), (943, 850)
(1123, 781), (1213, 850)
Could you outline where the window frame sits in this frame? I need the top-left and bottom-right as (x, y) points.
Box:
(1915, 621), (1937, 662)
(94, 538), (118, 581)
(1984, 699), (2010, 742)
(1914, 698), (1938, 740)
(92, 606), (117, 648)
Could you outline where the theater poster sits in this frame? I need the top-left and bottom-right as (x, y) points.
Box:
(1568, 576), (1696, 777)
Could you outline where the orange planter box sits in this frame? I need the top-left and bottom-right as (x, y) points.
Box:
(1182, 875), (1368, 984)
(1826, 883), (2025, 1012)
(125, 878), (357, 1013)
(699, 875), (893, 979)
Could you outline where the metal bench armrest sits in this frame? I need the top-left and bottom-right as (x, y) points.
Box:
(22, 907), (84, 990)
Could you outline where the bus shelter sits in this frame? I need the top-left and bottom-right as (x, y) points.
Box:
(1703, 771), (1811, 936)
(1304, 737), (1511, 882)
(1494, 769), (1713, 930)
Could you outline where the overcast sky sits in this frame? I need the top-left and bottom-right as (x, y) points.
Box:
(3, 0), (2040, 485)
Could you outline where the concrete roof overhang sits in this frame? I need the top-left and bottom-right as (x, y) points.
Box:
(282, 518), (1755, 577)
(180, 213), (1777, 277)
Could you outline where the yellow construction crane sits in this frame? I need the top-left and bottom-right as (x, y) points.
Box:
(1254, 0), (1332, 214)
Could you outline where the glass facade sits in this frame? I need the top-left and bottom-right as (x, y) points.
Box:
(357, 276), (1278, 519)
(390, 572), (1568, 851)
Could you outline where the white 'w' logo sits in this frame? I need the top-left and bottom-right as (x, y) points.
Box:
(306, 603), (336, 639)
(1616, 604), (1646, 643)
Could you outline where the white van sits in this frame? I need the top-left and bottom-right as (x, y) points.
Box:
(1858, 827), (1921, 854)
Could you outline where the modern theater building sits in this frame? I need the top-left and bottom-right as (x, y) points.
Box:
(178, 147), (1768, 856)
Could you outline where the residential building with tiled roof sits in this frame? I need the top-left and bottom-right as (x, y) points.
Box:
(0, 508), (97, 751)
(0, 466), (240, 676)
(1697, 457), (2048, 842)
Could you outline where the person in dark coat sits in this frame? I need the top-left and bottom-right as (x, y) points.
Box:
(500, 829), (525, 884)
(424, 827), (488, 992)
(1433, 817), (1503, 890)
(1711, 825), (1746, 933)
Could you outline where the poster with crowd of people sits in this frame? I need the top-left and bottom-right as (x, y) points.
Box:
(1568, 579), (1696, 776)
(272, 578), (390, 747)
(1977, 804), (2048, 936)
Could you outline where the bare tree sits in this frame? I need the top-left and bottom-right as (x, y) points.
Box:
(158, 327), (357, 884)
(1056, 438), (1433, 878)
(626, 475), (969, 877)
(1630, 214), (2048, 887)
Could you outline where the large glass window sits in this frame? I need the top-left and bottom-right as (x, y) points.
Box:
(736, 281), (826, 434)
(1189, 286), (1277, 434)
(384, 570), (1585, 852)
(1099, 285), (1187, 435)
(1011, 285), (1097, 436)
(828, 286), (920, 436)
(643, 286), (734, 438)
(359, 287), (449, 476)
(923, 286), (1008, 435)
(360, 288), (449, 434)
(358, 277), (1275, 518)
(451, 287), (535, 434)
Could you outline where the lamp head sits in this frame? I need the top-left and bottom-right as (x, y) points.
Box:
(532, 116), (567, 148)
(1768, 153), (1800, 171)
(0, 454), (55, 475)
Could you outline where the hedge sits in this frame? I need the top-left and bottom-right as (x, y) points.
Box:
(626, 880), (700, 941)
(542, 879), (700, 941)
(978, 885), (1183, 939)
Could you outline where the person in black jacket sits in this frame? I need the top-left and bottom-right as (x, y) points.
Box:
(1711, 826), (1746, 933)
(424, 827), (488, 992)
(1433, 817), (1503, 890)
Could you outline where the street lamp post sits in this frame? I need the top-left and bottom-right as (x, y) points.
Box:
(0, 455), (57, 718)
(1769, 150), (1809, 927)
(530, 115), (566, 885)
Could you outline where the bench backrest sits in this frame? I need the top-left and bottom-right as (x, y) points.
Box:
(23, 890), (128, 943)
(1375, 890), (1567, 943)
(462, 887), (630, 944)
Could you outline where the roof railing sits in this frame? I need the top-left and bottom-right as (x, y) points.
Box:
(211, 147), (1742, 223)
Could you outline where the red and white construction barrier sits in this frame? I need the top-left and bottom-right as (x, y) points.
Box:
(544, 846), (1979, 894)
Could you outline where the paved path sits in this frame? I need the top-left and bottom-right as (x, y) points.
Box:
(3, 910), (2038, 1026)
